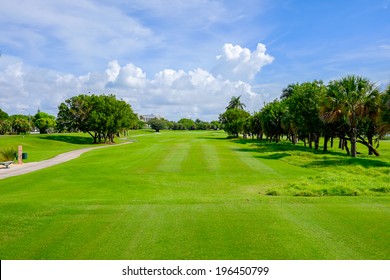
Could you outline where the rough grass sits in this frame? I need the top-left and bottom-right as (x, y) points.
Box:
(240, 138), (390, 197)
(0, 130), (389, 260)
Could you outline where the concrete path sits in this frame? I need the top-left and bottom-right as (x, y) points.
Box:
(0, 142), (131, 180)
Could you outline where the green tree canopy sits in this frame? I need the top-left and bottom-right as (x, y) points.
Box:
(148, 118), (167, 132)
(57, 94), (138, 143)
(219, 108), (250, 137)
(283, 80), (326, 149)
(10, 116), (31, 134)
(178, 118), (196, 130)
(259, 99), (286, 143)
(321, 75), (379, 157)
(33, 111), (56, 134)
(379, 84), (390, 136)
(0, 108), (9, 120)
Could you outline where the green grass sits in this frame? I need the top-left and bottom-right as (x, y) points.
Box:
(0, 130), (389, 259)
(0, 133), (95, 162)
(246, 138), (390, 196)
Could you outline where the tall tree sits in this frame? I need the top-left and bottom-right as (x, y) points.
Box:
(250, 111), (263, 139)
(226, 95), (246, 110)
(33, 111), (56, 134)
(10, 116), (31, 134)
(0, 108), (11, 135)
(219, 108), (250, 137)
(283, 81), (326, 150)
(321, 75), (379, 157)
(57, 94), (138, 143)
(379, 84), (390, 136)
(0, 108), (9, 120)
(260, 99), (286, 143)
(281, 83), (298, 100)
(0, 119), (12, 135)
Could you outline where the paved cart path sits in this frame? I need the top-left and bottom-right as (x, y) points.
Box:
(0, 142), (132, 180)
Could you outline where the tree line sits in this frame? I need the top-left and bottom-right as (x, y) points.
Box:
(1, 75), (389, 152)
(0, 94), (139, 143)
(0, 94), (220, 141)
(219, 75), (390, 158)
(0, 109), (56, 135)
(147, 117), (221, 132)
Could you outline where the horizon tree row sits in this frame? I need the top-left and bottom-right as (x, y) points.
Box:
(147, 117), (221, 132)
(1, 95), (222, 138)
(220, 75), (390, 157)
(0, 109), (56, 135)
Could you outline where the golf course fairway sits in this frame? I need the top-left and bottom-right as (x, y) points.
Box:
(0, 130), (389, 259)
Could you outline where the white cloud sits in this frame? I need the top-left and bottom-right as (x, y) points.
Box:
(106, 60), (121, 82)
(114, 63), (147, 88)
(0, 58), (270, 121)
(0, 0), (158, 73)
(154, 69), (187, 86)
(214, 43), (274, 81)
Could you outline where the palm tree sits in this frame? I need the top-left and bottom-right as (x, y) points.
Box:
(321, 75), (379, 157)
(226, 95), (246, 110)
(379, 84), (390, 136)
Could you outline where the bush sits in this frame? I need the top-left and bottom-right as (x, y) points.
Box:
(370, 187), (390, 193)
(0, 147), (17, 161)
(265, 190), (280, 196)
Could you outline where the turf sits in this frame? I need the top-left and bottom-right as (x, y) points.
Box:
(0, 133), (95, 162)
(0, 130), (389, 259)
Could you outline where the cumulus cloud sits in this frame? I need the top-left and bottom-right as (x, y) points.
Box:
(107, 62), (147, 88)
(214, 43), (274, 81)
(0, 58), (270, 121)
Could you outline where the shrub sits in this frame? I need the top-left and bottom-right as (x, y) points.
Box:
(0, 146), (17, 161)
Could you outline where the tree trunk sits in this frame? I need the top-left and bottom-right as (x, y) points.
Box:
(344, 138), (350, 155)
(314, 134), (319, 151)
(330, 137), (334, 148)
(291, 134), (298, 145)
(323, 135), (329, 152)
(350, 129), (357, 158)
(368, 136), (373, 155)
(308, 134), (312, 149)
(357, 137), (380, 156)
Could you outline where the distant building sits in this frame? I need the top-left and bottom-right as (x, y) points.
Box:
(140, 114), (162, 122)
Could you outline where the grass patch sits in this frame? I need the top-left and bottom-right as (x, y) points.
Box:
(0, 131), (389, 259)
(237, 138), (390, 197)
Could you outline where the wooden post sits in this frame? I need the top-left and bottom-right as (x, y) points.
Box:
(18, 145), (23, 164)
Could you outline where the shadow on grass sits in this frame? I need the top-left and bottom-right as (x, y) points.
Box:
(197, 136), (231, 141)
(231, 138), (390, 169)
(304, 158), (390, 168)
(234, 138), (350, 156)
(39, 135), (94, 145)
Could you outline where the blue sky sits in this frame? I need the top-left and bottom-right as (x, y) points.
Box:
(0, 0), (389, 121)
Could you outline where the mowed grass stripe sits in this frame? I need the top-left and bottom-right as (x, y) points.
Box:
(232, 147), (277, 174)
(201, 144), (220, 171)
(157, 143), (190, 172)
